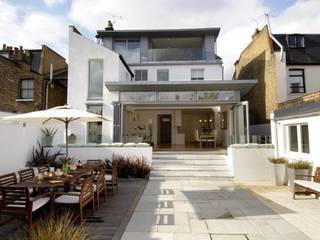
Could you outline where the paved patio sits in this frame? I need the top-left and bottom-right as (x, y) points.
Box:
(121, 180), (314, 240)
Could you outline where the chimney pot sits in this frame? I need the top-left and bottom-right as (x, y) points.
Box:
(19, 46), (23, 50)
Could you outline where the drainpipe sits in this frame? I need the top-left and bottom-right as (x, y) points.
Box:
(45, 64), (53, 109)
(265, 13), (284, 61)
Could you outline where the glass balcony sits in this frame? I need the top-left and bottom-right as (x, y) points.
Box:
(146, 48), (205, 62)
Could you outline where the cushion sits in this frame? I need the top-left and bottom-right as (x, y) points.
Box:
(105, 175), (112, 181)
(32, 197), (50, 212)
(54, 194), (79, 204)
(124, 142), (137, 147)
(110, 142), (123, 147)
(294, 180), (320, 192)
(136, 142), (149, 147)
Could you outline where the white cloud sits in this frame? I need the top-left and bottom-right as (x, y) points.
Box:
(43, 0), (65, 7)
(0, 0), (68, 58)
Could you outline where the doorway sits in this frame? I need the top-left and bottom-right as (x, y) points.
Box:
(158, 114), (172, 144)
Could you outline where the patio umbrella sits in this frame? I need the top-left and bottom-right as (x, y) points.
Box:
(0, 105), (110, 156)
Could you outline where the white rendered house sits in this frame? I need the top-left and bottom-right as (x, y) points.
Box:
(68, 25), (256, 149)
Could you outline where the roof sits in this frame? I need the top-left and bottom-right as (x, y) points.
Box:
(274, 91), (320, 119)
(105, 80), (257, 96)
(273, 34), (320, 65)
(96, 27), (220, 39)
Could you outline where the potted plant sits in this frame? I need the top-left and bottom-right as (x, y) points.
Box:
(268, 157), (287, 185)
(287, 160), (312, 192)
(60, 155), (72, 174)
(41, 127), (58, 147)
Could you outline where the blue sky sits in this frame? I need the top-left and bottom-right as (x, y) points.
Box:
(1, 0), (319, 78)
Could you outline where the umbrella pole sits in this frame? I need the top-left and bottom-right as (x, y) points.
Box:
(65, 121), (69, 157)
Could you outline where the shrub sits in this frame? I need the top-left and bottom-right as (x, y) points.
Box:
(27, 141), (62, 167)
(287, 160), (312, 169)
(107, 155), (151, 179)
(268, 157), (287, 164)
(25, 212), (89, 240)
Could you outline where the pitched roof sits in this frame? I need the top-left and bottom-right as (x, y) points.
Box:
(273, 34), (320, 65)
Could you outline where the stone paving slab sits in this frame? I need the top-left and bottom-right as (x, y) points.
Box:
(121, 180), (313, 240)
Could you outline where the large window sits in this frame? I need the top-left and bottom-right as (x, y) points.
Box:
(288, 35), (305, 48)
(88, 60), (103, 100)
(19, 79), (34, 99)
(134, 69), (148, 81)
(289, 69), (305, 93)
(87, 105), (103, 143)
(288, 124), (310, 154)
(191, 69), (204, 80)
(113, 39), (140, 63)
(157, 69), (169, 81)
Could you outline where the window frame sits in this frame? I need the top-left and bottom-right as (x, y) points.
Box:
(286, 123), (310, 155)
(288, 68), (305, 94)
(134, 69), (148, 81)
(191, 68), (204, 80)
(288, 35), (305, 48)
(157, 69), (169, 81)
(86, 104), (103, 144)
(19, 79), (34, 100)
(88, 59), (104, 100)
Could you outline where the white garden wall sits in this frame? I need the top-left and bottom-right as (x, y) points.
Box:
(47, 145), (153, 165)
(228, 144), (275, 183)
(0, 120), (41, 175)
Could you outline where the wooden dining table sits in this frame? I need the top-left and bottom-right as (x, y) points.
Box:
(13, 166), (96, 191)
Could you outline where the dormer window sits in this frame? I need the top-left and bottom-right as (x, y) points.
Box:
(288, 35), (305, 48)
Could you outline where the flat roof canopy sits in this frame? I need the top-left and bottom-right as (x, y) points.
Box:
(105, 80), (257, 96)
(96, 28), (220, 38)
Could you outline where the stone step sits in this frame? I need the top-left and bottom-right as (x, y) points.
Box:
(149, 176), (234, 181)
(152, 159), (227, 165)
(150, 170), (232, 178)
(152, 155), (226, 160)
(151, 165), (229, 171)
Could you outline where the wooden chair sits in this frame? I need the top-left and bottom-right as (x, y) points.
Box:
(18, 168), (35, 182)
(93, 170), (106, 209)
(194, 130), (206, 148)
(0, 173), (17, 187)
(293, 167), (320, 199)
(53, 177), (95, 222)
(0, 187), (50, 226)
(105, 165), (118, 194)
(37, 166), (50, 174)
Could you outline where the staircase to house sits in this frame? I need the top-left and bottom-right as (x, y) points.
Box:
(150, 151), (233, 180)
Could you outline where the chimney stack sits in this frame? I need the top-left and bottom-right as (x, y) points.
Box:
(2, 44), (6, 50)
(105, 20), (114, 31)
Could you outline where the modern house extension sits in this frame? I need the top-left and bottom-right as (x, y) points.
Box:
(68, 24), (256, 150)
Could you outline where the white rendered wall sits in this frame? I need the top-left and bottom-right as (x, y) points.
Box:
(271, 114), (320, 167)
(48, 145), (153, 166)
(0, 115), (42, 175)
(68, 27), (130, 143)
(228, 145), (275, 182)
(129, 64), (223, 81)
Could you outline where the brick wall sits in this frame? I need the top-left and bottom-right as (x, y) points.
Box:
(234, 25), (278, 124)
(0, 56), (43, 113)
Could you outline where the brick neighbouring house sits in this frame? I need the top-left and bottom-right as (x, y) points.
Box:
(234, 25), (320, 137)
(0, 44), (67, 113)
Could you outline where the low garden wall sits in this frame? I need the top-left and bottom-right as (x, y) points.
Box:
(47, 144), (153, 166)
(228, 144), (275, 183)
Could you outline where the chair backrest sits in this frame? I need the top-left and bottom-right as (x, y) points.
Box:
(18, 168), (35, 182)
(0, 173), (17, 186)
(87, 160), (103, 166)
(314, 167), (320, 183)
(194, 130), (199, 141)
(38, 166), (50, 174)
(96, 170), (106, 192)
(1, 187), (29, 212)
(80, 177), (94, 204)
